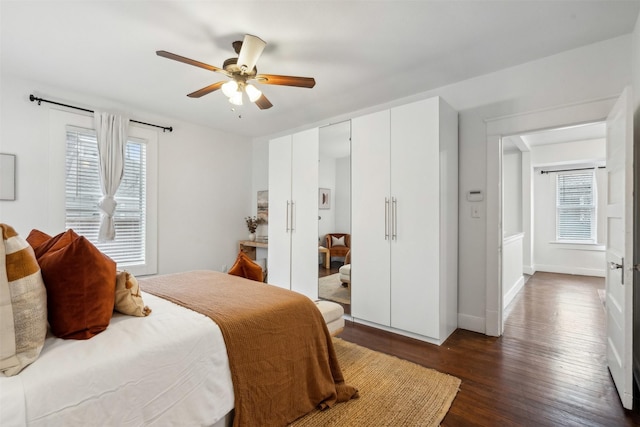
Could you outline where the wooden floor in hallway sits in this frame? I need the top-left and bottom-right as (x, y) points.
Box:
(337, 272), (640, 426)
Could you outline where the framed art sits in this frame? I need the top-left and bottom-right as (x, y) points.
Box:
(0, 153), (16, 201)
(257, 190), (268, 223)
(319, 188), (330, 209)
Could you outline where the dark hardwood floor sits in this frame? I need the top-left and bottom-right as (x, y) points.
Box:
(337, 272), (640, 426)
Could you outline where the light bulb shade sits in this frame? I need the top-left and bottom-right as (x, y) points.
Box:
(229, 91), (243, 106)
(221, 80), (239, 97)
(237, 34), (266, 73)
(245, 84), (262, 102)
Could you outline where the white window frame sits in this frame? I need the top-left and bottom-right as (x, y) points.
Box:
(49, 109), (158, 276)
(555, 169), (597, 244)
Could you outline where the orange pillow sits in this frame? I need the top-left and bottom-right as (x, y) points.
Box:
(38, 234), (116, 339)
(32, 229), (79, 260)
(25, 229), (51, 251)
(228, 251), (264, 282)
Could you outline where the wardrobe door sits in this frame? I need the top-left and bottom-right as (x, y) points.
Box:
(351, 110), (392, 327)
(290, 128), (319, 299)
(268, 135), (293, 290)
(390, 97), (441, 337)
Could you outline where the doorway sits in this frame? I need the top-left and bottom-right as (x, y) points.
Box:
(500, 121), (607, 313)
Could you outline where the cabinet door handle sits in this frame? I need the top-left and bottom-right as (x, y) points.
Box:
(392, 197), (398, 240)
(290, 200), (295, 232)
(385, 198), (389, 240)
(286, 201), (290, 232)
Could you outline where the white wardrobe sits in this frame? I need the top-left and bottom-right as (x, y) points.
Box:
(351, 96), (458, 345)
(268, 128), (319, 300)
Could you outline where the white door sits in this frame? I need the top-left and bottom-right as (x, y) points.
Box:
(290, 128), (319, 299)
(268, 135), (293, 289)
(605, 86), (633, 409)
(351, 110), (392, 326)
(390, 98), (441, 337)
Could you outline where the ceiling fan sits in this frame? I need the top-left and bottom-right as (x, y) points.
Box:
(156, 34), (315, 110)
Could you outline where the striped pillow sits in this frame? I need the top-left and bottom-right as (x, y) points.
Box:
(0, 224), (48, 376)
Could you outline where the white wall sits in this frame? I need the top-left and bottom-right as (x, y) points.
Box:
(334, 156), (351, 233)
(0, 75), (253, 275)
(532, 167), (607, 276)
(251, 34), (633, 334)
(251, 140), (269, 239)
(502, 233), (524, 309)
(502, 150), (522, 237)
(318, 153), (336, 241)
(530, 139), (607, 276)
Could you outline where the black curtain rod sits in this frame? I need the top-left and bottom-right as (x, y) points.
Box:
(29, 95), (173, 133)
(540, 166), (605, 175)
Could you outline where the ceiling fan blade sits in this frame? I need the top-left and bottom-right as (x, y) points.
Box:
(156, 50), (227, 75)
(187, 81), (225, 98)
(237, 35), (266, 74)
(254, 93), (273, 110)
(255, 74), (316, 88)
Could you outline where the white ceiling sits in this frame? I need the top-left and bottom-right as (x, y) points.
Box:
(2, 1), (639, 138)
(502, 121), (607, 152)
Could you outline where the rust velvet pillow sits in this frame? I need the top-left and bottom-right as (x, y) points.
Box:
(38, 234), (116, 339)
(32, 229), (79, 260)
(228, 251), (264, 282)
(25, 229), (52, 251)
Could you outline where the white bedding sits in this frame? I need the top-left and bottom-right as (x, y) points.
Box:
(0, 292), (234, 426)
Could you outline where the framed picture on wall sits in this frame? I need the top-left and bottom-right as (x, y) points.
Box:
(257, 190), (268, 223)
(319, 188), (330, 209)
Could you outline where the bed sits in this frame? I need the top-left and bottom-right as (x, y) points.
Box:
(0, 270), (356, 427)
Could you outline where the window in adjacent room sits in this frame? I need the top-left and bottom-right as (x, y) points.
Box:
(65, 126), (147, 269)
(556, 170), (597, 243)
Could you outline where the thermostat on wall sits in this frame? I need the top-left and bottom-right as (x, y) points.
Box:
(467, 190), (483, 202)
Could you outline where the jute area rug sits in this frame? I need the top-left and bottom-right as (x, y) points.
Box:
(318, 273), (350, 304)
(289, 338), (461, 426)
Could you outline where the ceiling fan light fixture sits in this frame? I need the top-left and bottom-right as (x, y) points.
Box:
(221, 80), (239, 97)
(245, 84), (262, 103)
(237, 34), (266, 73)
(229, 90), (243, 106)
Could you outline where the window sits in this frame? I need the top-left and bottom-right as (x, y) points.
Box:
(65, 126), (147, 268)
(556, 170), (596, 242)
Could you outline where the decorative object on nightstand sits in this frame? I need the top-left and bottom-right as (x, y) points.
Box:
(245, 216), (263, 241)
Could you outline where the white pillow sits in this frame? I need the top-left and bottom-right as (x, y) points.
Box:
(331, 236), (346, 247)
(0, 224), (48, 376)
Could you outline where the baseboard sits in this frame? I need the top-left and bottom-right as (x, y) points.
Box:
(457, 313), (485, 334)
(535, 264), (605, 277)
(485, 309), (501, 337)
(350, 317), (445, 345)
(523, 265), (535, 275)
(503, 276), (525, 309)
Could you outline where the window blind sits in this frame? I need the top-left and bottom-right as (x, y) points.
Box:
(65, 126), (147, 266)
(556, 171), (596, 242)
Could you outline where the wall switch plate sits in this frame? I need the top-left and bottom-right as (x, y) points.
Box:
(471, 205), (480, 218)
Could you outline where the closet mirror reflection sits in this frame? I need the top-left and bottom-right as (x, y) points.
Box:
(317, 120), (351, 310)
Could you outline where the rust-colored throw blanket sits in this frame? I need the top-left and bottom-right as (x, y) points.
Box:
(139, 270), (357, 427)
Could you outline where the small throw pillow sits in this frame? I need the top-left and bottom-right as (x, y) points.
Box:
(228, 251), (264, 282)
(115, 271), (151, 317)
(0, 224), (48, 376)
(38, 234), (116, 339)
(331, 235), (346, 247)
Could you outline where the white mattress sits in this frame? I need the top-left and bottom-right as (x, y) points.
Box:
(0, 292), (234, 426)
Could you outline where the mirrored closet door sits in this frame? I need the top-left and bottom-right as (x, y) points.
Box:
(317, 121), (351, 311)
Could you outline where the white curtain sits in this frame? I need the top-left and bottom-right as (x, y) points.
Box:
(94, 111), (129, 242)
